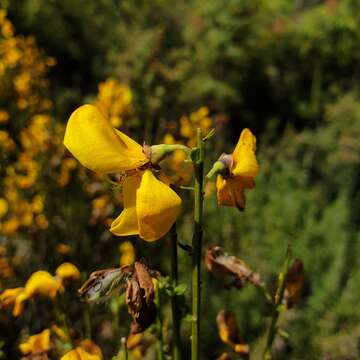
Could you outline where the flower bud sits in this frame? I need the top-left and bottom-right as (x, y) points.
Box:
(149, 144), (190, 165)
(206, 153), (232, 179)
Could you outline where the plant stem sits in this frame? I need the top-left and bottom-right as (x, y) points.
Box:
(84, 304), (92, 339)
(263, 244), (292, 360)
(170, 224), (181, 360)
(155, 282), (164, 360)
(53, 297), (72, 345)
(121, 337), (128, 360)
(191, 128), (205, 360)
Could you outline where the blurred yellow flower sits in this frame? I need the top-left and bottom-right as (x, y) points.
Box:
(19, 329), (51, 355)
(0, 130), (15, 151)
(61, 339), (103, 360)
(64, 105), (181, 241)
(0, 110), (9, 123)
(51, 324), (68, 341)
(56, 262), (81, 281)
(24, 270), (64, 298)
(119, 241), (135, 266)
(35, 213), (49, 229)
(56, 243), (73, 255)
(127, 332), (156, 358)
(0, 198), (8, 218)
(95, 78), (133, 128)
(216, 128), (259, 211)
(1, 217), (19, 235)
(1, 271), (64, 316)
(0, 287), (23, 309)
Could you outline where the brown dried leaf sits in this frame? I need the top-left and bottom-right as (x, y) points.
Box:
(125, 261), (157, 334)
(284, 259), (304, 309)
(125, 276), (142, 317)
(205, 246), (262, 288)
(134, 261), (154, 304)
(216, 310), (250, 357)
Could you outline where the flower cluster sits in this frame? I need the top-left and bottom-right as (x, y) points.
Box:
(160, 107), (213, 185)
(94, 77), (133, 128)
(0, 11), (57, 236)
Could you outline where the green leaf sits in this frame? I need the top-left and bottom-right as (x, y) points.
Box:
(278, 328), (290, 339)
(190, 147), (200, 162)
(203, 128), (216, 141)
(183, 314), (196, 323)
(174, 283), (187, 296)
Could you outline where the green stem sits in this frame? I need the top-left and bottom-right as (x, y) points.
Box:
(84, 304), (92, 339)
(53, 297), (72, 345)
(155, 284), (164, 360)
(263, 244), (292, 360)
(170, 224), (181, 360)
(121, 337), (128, 360)
(191, 128), (205, 360)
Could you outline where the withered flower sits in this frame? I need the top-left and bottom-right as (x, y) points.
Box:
(78, 262), (158, 334)
(205, 246), (262, 289)
(216, 310), (249, 357)
(126, 261), (156, 334)
(78, 266), (133, 303)
(284, 259), (304, 309)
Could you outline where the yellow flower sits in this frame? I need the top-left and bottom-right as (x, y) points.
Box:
(61, 339), (103, 360)
(215, 129), (259, 211)
(0, 198), (8, 218)
(119, 241), (135, 266)
(56, 262), (81, 281)
(24, 270), (63, 298)
(19, 329), (51, 355)
(6, 271), (64, 316)
(110, 170), (181, 241)
(0, 110), (9, 123)
(56, 243), (73, 255)
(64, 105), (181, 241)
(0, 287), (23, 309)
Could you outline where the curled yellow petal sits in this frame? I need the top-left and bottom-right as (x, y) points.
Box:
(64, 105), (148, 174)
(137, 170), (181, 241)
(231, 128), (259, 177)
(216, 175), (256, 211)
(24, 270), (63, 298)
(13, 291), (29, 316)
(61, 339), (103, 360)
(19, 329), (51, 355)
(55, 262), (81, 281)
(110, 175), (141, 236)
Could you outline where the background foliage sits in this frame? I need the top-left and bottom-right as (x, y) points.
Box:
(0, 0), (359, 358)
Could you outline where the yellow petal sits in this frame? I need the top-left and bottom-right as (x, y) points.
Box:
(110, 175), (141, 236)
(137, 170), (181, 241)
(24, 271), (63, 298)
(55, 262), (81, 281)
(216, 176), (248, 211)
(232, 128), (259, 177)
(13, 291), (29, 316)
(19, 329), (51, 355)
(64, 105), (148, 174)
